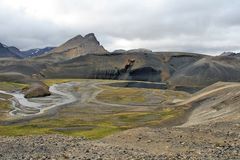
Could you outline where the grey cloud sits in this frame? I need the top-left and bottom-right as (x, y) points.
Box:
(0, 0), (240, 54)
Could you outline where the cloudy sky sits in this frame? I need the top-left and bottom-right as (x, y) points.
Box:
(0, 0), (240, 55)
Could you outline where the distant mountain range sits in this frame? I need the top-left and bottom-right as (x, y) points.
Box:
(220, 52), (240, 57)
(0, 33), (107, 60)
(0, 43), (55, 58)
(0, 43), (22, 58)
(2, 34), (239, 59)
(21, 47), (55, 58)
(0, 33), (240, 90)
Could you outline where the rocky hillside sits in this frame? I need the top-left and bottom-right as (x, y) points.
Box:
(42, 51), (204, 82)
(169, 56), (240, 87)
(0, 58), (47, 80)
(38, 33), (108, 61)
(179, 82), (240, 126)
(41, 50), (240, 89)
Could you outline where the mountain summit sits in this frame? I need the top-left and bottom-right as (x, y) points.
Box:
(43, 33), (108, 61)
(0, 43), (22, 58)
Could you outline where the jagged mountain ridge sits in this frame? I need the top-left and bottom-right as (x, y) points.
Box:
(0, 43), (55, 58)
(0, 43), (22, 58)
(220, 52), (240, 57)
(0, 33), (107, 60)
(38, 33), (108, 61)
(21, 47), (55, 58)
(0, 33), (240, 89)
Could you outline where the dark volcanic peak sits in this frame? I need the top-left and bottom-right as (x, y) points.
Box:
(0, 43), (9, 48)
(0, 42), (55, 58)
(8, 46), (21, 55)
(0, 43), (11, 48)
(0, 43), (22, 58)
(0, 43), (5, 48)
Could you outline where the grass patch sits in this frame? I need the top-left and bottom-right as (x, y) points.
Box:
(0, 82), (28, 91)
(0, 107), (181, 139)
(43, 79), (73, 86)
(111, 108), (180, 127)
(97, 84), (190, 105)
(0, 125), (53, 136)
(0, 100), (11, 110)
(70, 127), (120, 139)
(44, 78), (121, 87)
(0, 94), (13, 121)
(56, 122), (121, 139)
(96, 88), (146, 104)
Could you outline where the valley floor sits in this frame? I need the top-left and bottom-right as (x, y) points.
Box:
(0, 79), (239, 159)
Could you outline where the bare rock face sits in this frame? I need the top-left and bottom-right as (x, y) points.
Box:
(124, 59), (135, 71)
(44, 33), (108, 61)
(23, 82), (51, 98)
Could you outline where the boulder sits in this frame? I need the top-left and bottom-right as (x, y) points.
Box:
(23, 82), (51, 98)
